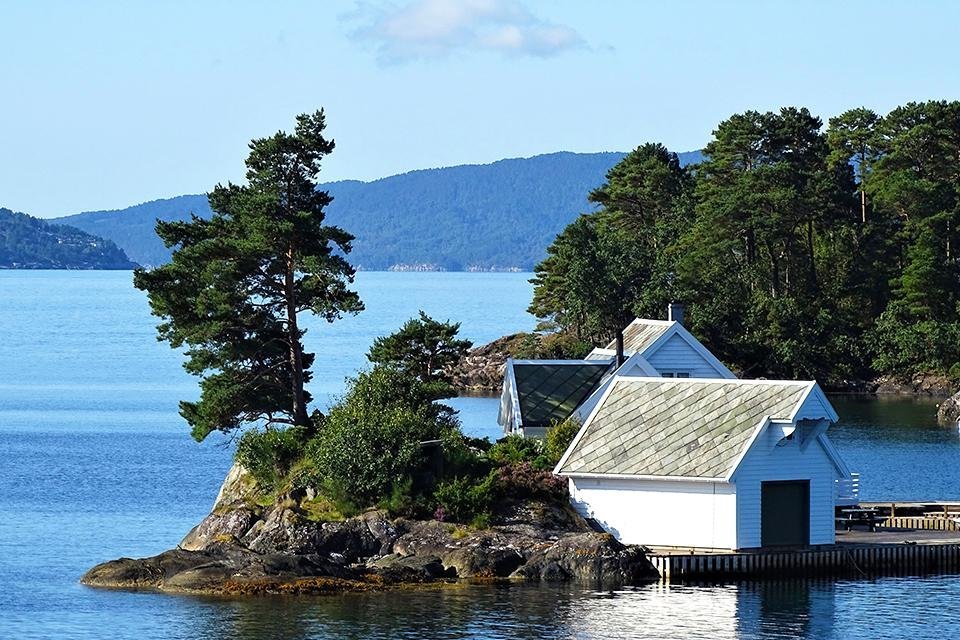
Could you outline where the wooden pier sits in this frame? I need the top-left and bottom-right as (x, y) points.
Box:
(650, 526), (960, 582)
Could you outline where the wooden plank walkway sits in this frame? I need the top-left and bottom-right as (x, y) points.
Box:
(649, 529), (960, 582)
(651, 542), (960, 581)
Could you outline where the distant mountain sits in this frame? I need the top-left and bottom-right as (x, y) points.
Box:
(55, 150), (704, 270)
(0, 208), (138, 269)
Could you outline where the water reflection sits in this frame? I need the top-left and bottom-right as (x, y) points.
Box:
(135, 578), (960, 640)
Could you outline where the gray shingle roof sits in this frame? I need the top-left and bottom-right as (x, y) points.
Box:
(603, 320), (673, 355)
(556, 379), (810, 479)
(514, 362), (611, 429)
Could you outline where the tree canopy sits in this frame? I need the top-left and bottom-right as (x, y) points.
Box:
(134, 110), (363, 441)
(531, 101), (960, 384)
(367, 311), (472, 400)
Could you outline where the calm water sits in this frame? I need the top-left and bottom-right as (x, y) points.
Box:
(2, 270), (960, 639)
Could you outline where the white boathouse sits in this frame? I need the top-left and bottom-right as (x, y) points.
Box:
(554, 377), (855, 550)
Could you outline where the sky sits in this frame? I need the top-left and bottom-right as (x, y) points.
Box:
(1, 0), (958, 218)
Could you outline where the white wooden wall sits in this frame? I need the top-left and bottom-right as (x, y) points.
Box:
(646, 334), (727, 378)
(569, 477), (738, 549)
(732, 426), (839, 549)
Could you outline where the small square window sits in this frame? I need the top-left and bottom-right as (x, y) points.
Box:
(676, 372), (691, 378)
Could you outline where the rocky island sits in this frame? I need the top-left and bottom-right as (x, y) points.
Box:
(82, 463), (657, 595)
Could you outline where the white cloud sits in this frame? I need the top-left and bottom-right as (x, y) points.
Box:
(347, 0), (585, 62)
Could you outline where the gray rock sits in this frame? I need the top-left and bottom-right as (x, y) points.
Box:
(511, 532), (658, 587)
(939, 390), (960, 425)
(441, 545), (524, 578)
(367, 554), (451, 581)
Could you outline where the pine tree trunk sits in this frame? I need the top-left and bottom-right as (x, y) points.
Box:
(285, 247), (309, 426)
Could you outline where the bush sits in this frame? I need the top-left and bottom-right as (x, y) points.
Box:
(434, 473), (494, 523)
(488, 434), (544, 465)
(544, 417), (581, 467)
(494, 462), (568, 502)
(308, 366), (458, 506)
(441, 428), (492, 480)
(235, 426), (309, 493)
(869, 304), (960, 375)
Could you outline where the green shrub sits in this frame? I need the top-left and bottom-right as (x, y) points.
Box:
(869, 303), (960, 376)
(434, 473), (494, 523)
(950, 362), (960, 382)
(308, 366), (458, 506)
(441, 428), (492, 479)
(488, 434), (543, 465)
(235, 426), (309, 492)
(544, 418), (581, 467)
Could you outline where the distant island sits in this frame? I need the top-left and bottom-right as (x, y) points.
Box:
(54, 150), (702, 270)
(0, 208), (137, 269)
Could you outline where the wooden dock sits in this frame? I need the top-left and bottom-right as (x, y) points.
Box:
(650, 529), (960, 582)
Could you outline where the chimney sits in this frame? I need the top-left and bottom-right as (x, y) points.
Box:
(615, 331), (625, 366)
(667, 302), (685, 326)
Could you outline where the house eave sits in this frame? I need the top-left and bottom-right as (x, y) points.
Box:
(561, 472), (730, 484)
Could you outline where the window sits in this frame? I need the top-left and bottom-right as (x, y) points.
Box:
(661, 371), (691, 378)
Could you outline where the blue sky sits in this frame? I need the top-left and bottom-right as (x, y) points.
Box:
(2, 0), (958, 217)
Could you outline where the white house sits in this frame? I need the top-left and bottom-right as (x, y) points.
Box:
(554, 377), (854, 550)
(498, 314), (735, 438)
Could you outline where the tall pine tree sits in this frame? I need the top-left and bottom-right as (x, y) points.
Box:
(134, 110), (363, 441)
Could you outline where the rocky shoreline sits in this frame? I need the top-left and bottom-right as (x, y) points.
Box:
(82, 464), (658, 595)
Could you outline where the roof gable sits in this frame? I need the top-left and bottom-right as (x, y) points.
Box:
(555, 378), (812, 479)
(600, 319), (735, 379)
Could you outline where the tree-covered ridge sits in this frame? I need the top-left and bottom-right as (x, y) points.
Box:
(0, 207), (137, 269)
(55, 151), (703, 269)
(531, 101), (960, 384)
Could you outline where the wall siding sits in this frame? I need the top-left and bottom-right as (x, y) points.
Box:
(570, 477), (738, 549)
(646, 334), (726, 378)
(732, 426), (838, 549)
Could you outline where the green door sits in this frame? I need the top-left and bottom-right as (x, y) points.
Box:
(761, 480), (810, 547)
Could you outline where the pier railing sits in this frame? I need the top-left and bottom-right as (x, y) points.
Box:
(836, 472), (860, 506)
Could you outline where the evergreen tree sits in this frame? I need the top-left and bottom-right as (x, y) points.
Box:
(367, 311), (472, 399)
(529, 144), (690, 344)
(134, 110), (363, 441)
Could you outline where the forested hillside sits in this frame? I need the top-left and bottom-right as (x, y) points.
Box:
(55, 151), (702, 269)
(530, 101), (960, 384)
(0, 208), (137, 269)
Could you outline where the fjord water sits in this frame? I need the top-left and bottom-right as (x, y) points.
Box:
(3, 270), (960, 639)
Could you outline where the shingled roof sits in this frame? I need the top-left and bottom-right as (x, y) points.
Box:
(555, 378), (813, 479)
(602, 319), (673, 355)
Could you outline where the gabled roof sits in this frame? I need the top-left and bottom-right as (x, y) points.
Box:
(602, 319), (674, 355)
(500, 359), (613, 431)
(592, 319), (736, 379)
(555, 377), (834, 480)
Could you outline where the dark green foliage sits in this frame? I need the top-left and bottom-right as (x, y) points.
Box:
(134, 110), (363, 441)
(529, 144), (693, 345)
(544, 418), (581, 468)
(869, 302), (960, 375)
(235, 426), (310, 493)
(0, 208), (137, 269)
(367, 311), (472, 399)
(308, 366), (458, 505)
(532, 101), (960, 383)
(488, 434), (550, 469)
(55, 151), (705, 270)
(433, 473), (495, 523)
